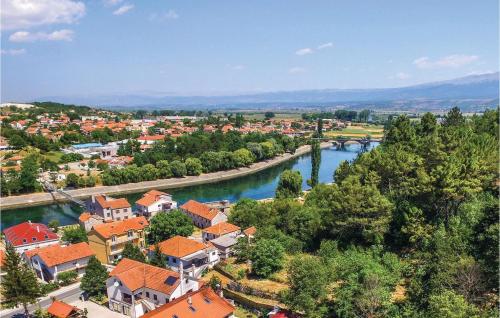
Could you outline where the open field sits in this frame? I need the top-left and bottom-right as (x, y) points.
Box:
(326, 124), (384, 138)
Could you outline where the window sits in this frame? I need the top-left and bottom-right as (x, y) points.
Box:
(111, 235), (117, 242)
(107, 213), (111, 217)
(23, 239), (27, 243)
(127, 231), (133, 238)
(172, 258), (177, 264)
(32, 237), (37, 241)
(146, 291), (150, 298)
(153, 294), (157, 301)
(44, 235), (49, 239)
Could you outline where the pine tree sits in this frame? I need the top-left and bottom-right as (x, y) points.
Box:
(1, 244), (42, 317)
(121, 242), (146, 263)
(309, 139), (321, 187)
(149, 244), (166, 267)
(80, 256), (108, 297)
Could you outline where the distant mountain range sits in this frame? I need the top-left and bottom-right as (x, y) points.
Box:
(40, 72), (498, 112)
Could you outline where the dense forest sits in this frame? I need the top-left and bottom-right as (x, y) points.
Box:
(229, 107), (499, 317)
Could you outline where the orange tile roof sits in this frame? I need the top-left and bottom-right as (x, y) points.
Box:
(151, 236), (210, 258)
(202, 222), (240, 236)
(95, 195), (131, 209)
(136, 190), (168, 207)
(141, 286), (234, 318)
(92, 216), (148, 239)
(47, 300), (80, 318)
(243, 226), (257, 236)
(110, 258), (182, 295)
(24, 242), (94, 267)
(0, 250), (5, 267)
(78, 212), (91, 222)
(180, 200), (218, 221)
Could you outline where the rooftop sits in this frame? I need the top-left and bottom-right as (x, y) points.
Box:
(180, 200), (219, 221)
(3, 222), (58, 247)
(202, 222), (240, 236)
(92, 216), (148, 239)
(152, 235), (211, 258)
(24, 242), (94, 267)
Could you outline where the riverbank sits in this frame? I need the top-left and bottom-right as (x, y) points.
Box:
(0, 143), (332, 210)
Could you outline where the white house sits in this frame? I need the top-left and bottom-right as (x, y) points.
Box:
(179, 200), (227, 229)
(150, 236), (219, 277)
(135, 190), (177, 219)
(201, 222), (241, 242)
(107, 258), (199, 318)
(24, 242), (95, 282)
(210, 235), (239, 260)
(85, 194), (133, 222)
(3, 221), (59, 253)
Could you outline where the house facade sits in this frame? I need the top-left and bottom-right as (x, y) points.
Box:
(85, 194), (133, 222)
(180, 200), (227, 229)
(201, 222), (241, 242)
(24, 242), (95, 282)
(3, 221), (59, 253)
(107, 258), (199, 318)
(135, 190), (177, 219)
(88, 217), (149, 264)
(150, 236), (219, 277)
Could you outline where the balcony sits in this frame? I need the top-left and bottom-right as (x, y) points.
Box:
(110, 234), (139, 246)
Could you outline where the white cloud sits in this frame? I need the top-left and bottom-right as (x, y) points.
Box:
(149, 9), (179, 21)
(289, 67), (306, 74)
(413, 54), (479, 69)
(395, 72), (411, 80)
(1, 48), (26, 56)
(1, 0), (85, 30)
(232, 65), (245, 71)
(9, 29), (74, 42)
(103, 0), (123, 6)
(317, 42), (333, 50)
(295, 48), (313, 56)
(113, 4), (134, 16)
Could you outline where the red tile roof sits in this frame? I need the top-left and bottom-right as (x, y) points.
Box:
(141, 286), (234, 318)
(110, 258), (182, 295)
(202, 222), (240, 236)
(136, 190), (168, 207)
(24, 242), (94, 267)
(180, 200), (218, 221)
(47, 300), (80, 318)
(95, 195), (131, 209)
(243, 226), (256, 236)
(0, 250), (5, 267)
(151, 236), (212, 258)
(92, 216), (148, 239)
(3, 222), (58, 247)
(78, 212), (91, 222)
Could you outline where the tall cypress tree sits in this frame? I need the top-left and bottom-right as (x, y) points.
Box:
(309, 139), (321, 187)
(1, 244), (42, 317)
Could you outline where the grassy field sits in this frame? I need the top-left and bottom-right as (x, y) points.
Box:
(234, 306), (259, 318)
(326, 124), (384, 138)
(43, 151), (64, 163)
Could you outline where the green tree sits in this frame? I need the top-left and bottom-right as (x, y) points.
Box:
(427, 290), (479, 318)
(309, 139), (321, 187)
(149, 244), (166, 267)
(20, 155), (40, 193)
(229, 198), (276, 229)
(122, 243), (146, 263)
(264, 111), (275, 119)
(283, 255), (329, 318)
(81, 256), (108, 297)
(48, 219), (60, 232)
(169, 160), (187, 177)
(276, 170), (302, 199)
(66, 173), (79, 188)
(148, 210), (194, 243)
(250, 239), (285, 278)
(232, 148), (255, 167)
(185, 157), (203, 176)
(8, 134), (27, 149)
(1, 244), (43, 316)
(62, 227), (88, 243)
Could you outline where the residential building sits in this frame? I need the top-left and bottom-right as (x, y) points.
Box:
(210, 236), (238, 260)
(88, 217), (149, 264)
(243, 226), (257, 241)
(180, 200), (227, 229)
(47, 300), (83, 318)
(202, 222), (241, 242)
(136, 190), (177, 219)
(140, 286), (235, 318)
(85, 194), (133, 222)
(78, 212), (104, 232)
(24, 242), (95, 282)
(150, 236), (219, 276)
(3, 221), (59, 253)
(107, 258), (199, 318)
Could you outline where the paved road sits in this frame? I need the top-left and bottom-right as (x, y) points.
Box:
(1, 143), (332, 210)
(1, 283), (83, 318)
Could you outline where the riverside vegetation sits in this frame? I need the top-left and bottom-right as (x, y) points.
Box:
(228, 107), (499, 317)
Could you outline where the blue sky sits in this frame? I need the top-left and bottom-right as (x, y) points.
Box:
(1, 0), (498, 102)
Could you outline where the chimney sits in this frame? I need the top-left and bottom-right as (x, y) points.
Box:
(37, 226), (40, 233)
(179, 262), (184, 295)
(187, 296), (192, 305)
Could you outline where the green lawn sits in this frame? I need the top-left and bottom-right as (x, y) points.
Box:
(234, 306), (259, 318)
(44, 151), (64, 163)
